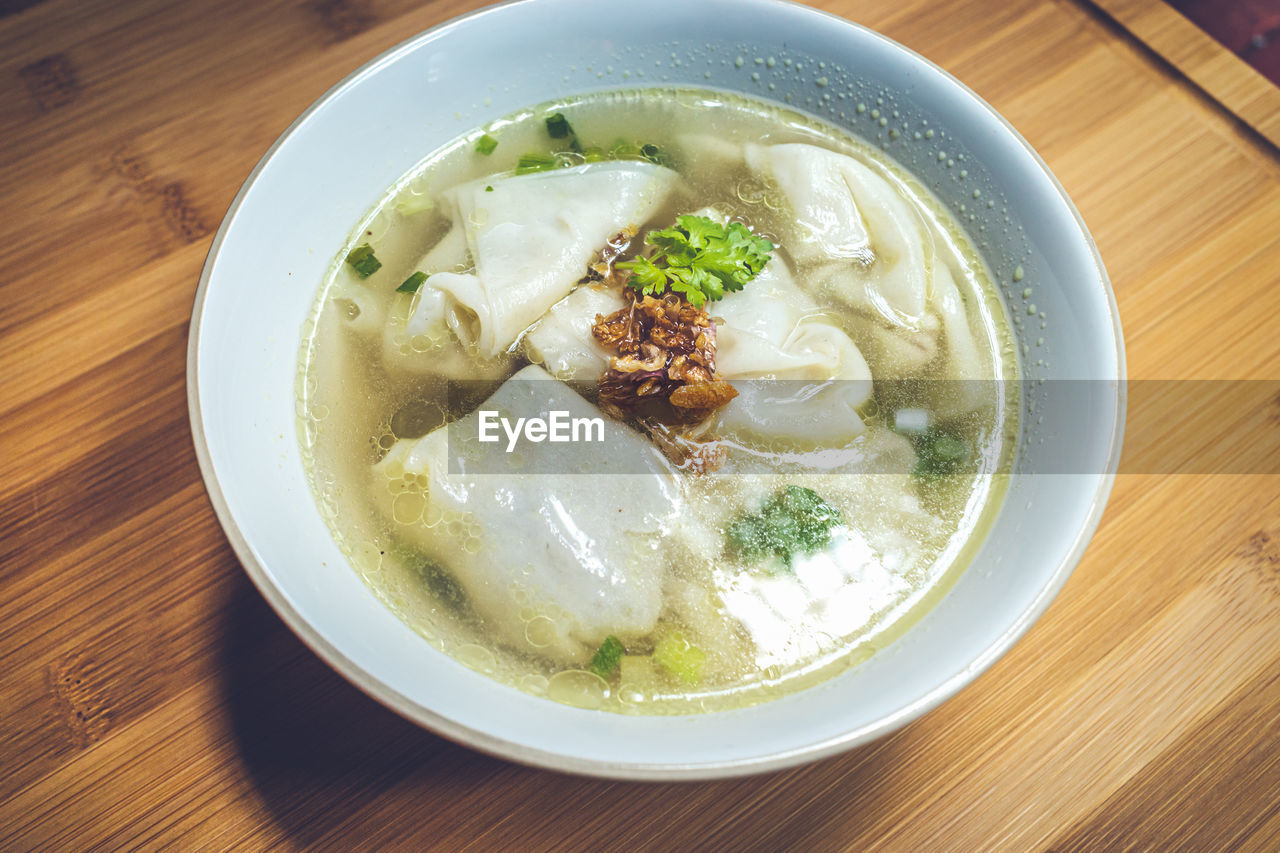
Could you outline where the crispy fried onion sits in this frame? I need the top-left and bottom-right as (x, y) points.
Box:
(591, 289), (737, 471)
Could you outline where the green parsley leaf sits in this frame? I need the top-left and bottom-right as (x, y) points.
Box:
(588, 635), (625, 680)
(345, 243), (382, 278)
(727, 485), (843, 570)
(616, 214), (773, 305)
(396, 271), (428, 294)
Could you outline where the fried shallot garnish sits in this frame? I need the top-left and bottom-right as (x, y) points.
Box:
(592, 289), (738, 441)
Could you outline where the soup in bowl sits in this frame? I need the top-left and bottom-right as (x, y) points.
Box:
(189, 0), (1123, 777)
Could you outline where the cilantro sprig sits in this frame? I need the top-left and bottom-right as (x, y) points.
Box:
(617, 214), (774, 307)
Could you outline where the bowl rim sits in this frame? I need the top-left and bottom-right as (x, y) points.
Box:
(187, 0), (1126, 780)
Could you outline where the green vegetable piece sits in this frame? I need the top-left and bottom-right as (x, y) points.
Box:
(345, 243), (382, 278)
(484, 185), (494, 192)
(396, 271), (428, 294)
(545, 112), (573, 139)
(589, 635), (625, 680)
(653, 633), (706, 685)
(639, 143), (673, 167)
(515, 152), (558, 174)
(911, 428), (971, 481)
(727, 485), (843, 570)
(616, 214), (774, 306)
(474, 133), (499, 155)
(581, 145), (606, 162)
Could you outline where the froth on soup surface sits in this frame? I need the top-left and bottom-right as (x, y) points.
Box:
(297, 88), (1019, 714)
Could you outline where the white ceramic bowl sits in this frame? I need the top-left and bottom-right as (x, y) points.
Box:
(189, 0), (1124, 779)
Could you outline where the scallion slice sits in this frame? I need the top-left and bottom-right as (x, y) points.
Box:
(345, 243), (382, 278)
(588, 635), (624, 680)
(640, 143), (671, 167)
(545, 112), (573, 139)
(474, 133), (498, 155)
(396, 271), (428, 294)
(515, 153), (558, 174)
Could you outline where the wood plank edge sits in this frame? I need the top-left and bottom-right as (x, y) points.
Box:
(1080, 0), (1280, 153)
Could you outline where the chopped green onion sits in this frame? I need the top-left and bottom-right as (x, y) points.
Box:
(515, 152), (558, 174)
(474, 133), (498, 155)
(345, 243), (382, 278)
(588, 635), (625, 680)
(653, 633), (705, 685)
(394, 192), (434, 217)
(396, 271), (428, 294)
(545, 112), (573, 139)
(484, 185), (494, 192)
(911, 429), (971, 480)
(581, 146), (606, 163)
(639, 143), (672, 167)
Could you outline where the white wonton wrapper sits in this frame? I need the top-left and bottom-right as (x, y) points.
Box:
(401, 160), (679, 365)
(372, 365), (680, 662)
(745, 142), (934, 328)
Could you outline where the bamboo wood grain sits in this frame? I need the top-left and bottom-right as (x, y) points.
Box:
(1086, 0), (1280, 150)
(2, 0), (1279, 849)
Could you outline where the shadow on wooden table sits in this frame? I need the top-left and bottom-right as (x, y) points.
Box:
(218, 572), (905, 848)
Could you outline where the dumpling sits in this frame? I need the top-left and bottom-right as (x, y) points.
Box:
(401, 160), (678, 365)
(381, 213), (510, 379)
(711, 259), (873, 448)
(934, 263), (984, 381)
(383, 293), (515, 381)
(743, 143), (873, 265)
(847, 262), (988, 395)
(714, 258), (870, 385)
(522, 284), (625, 381)
(716, 526), (910, 669)
(747, 143), (991, 407)
(745, 142), (934, 328)
(662, 431), (933, 669)
(372, 365), (680, 662)
(524, 258), (874, 448)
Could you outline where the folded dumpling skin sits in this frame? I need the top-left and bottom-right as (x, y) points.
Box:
(372, 365), (680, 662)
(745, 143), (934, 328)
(526, 259), (872, 385)
(746, 143), (993, 410)
(524, 257), (874, 448)
(711, 259), (873, 448)
(713, 259), (870, 386)
(522, 284), (624, 381)
(404, 161), (678, 364)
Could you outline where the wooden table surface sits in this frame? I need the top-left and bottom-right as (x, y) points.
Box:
(3, 0), (1279, 848)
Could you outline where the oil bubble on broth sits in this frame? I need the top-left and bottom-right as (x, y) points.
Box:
(297, 88), (1019, 714)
